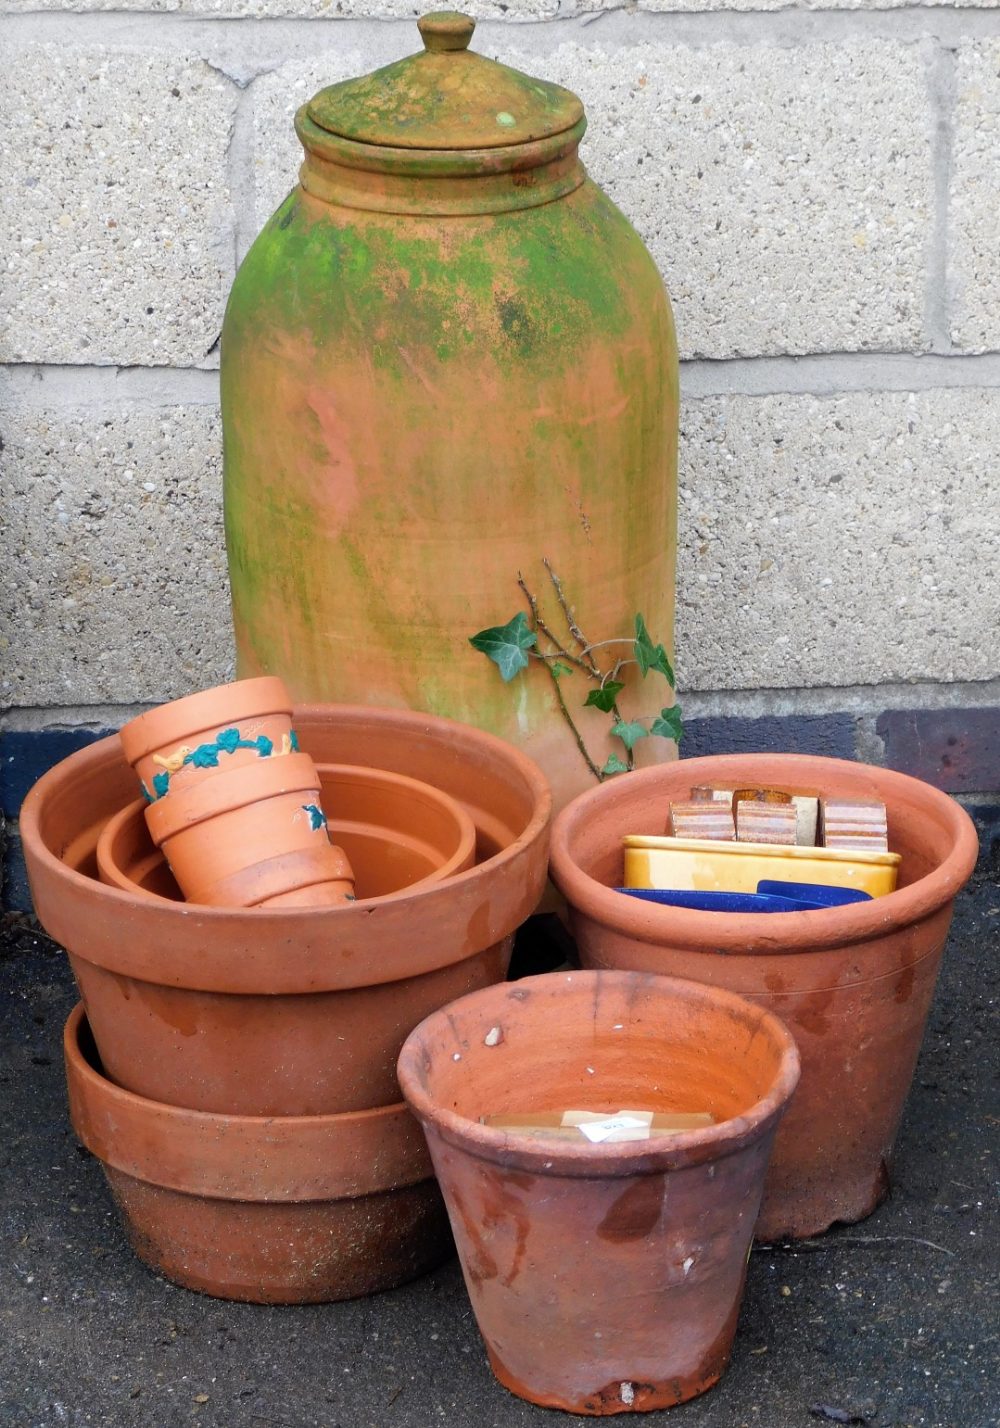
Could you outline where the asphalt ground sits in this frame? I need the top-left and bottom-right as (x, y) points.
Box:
(1, 870), (996, 1428)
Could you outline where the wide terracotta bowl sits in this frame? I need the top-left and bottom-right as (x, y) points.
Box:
(97, 763), (477, 903)
(65, 1004), (450, 1304)
(549, 753), (979, 1240)
(22, 705), (551, 1117)
(398, 970), (799, 1414)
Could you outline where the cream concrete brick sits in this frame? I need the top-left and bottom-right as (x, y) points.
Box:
(251, 54), (367, 240)
(0, 48), (235, 366)
(494, 39), (932, 358)
(0, 404), (234, 707)
(950, 41), (1000, 351)
(675, 388), (1000, 692)
(0, 0), (557, 13)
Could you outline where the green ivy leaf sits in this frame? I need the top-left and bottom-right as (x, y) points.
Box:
(634, 613), (676, 686)
(550, 662), (574, 680)
(650, 706), (684, 743)
(469, 613), (537, 682)
(584, 680), (625, 713)
(601, 754), (629, 776)
(611, 719), (649, 752)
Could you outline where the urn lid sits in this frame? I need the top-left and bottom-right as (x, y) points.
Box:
(306, 11), (584, 152)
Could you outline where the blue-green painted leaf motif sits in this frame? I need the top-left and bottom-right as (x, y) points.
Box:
(215, 728), (242, 754)
(302, 803), (327, 831)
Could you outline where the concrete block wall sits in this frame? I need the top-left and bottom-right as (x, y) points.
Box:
(2, 1), (999, 902)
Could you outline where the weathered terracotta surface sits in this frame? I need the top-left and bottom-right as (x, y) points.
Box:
(398, 970), (799, 1414)
(98, 763), (477, 903)
(65, 1005), (450, 1303)
(221, 15), (679, 813)
(21, 705), (551, 1116)
(549, 754), (979, 1240)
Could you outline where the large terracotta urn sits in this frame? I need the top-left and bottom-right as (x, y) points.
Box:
(222, 11), (679, 811)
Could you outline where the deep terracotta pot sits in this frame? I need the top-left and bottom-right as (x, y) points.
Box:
(549, 754), (979, 1240)
(65, 1005), (449, 1303)
(97, 763), (477, 903)
(397, 970), (799, 1415)
(21, 705), (551, 1116)
(222, 14), (679, 814)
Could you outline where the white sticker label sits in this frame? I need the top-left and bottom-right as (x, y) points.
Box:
(577, 1115), (650, 1144)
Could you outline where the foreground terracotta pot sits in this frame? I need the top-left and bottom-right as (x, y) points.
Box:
(22, 705), (551, 1116)
(98, 763), (477, 904)
(549, 754), (979, 1240)
(65, 1005), (449, 1303)
(398, 971), (799, 1414)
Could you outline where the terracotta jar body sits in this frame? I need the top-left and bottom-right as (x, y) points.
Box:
(398, 971), (799, 1414)
(221, 14), (679, 812)
(549, 754), (979, 1241)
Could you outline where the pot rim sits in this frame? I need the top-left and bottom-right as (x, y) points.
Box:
(21, 703), (552, 993)
(144, 749), (323, 841)
(118, 675), (290, 769)
(397, 969), (801, 1178)
(64, 1003), (432, 1201)
(550, 754), (979, 956)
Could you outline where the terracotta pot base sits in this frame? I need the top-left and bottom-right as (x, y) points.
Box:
(65, 1005), (451, 1303)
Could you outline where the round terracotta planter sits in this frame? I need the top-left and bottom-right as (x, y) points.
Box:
(22, 705), (551, 1117)
(97, 763), (477, 904)
(549, 753), (979, 1241)
(118, 675), (297, 802)
(397, 970), (799, 1415)
(65, 1004), (449, 1303)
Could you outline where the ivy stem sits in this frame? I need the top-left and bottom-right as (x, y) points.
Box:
(544, 558), (601, 676)
(547, 662), (603, 781)
(518, 575), (601, 680)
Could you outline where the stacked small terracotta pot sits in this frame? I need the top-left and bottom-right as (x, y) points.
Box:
(21, 688), (552, 1303)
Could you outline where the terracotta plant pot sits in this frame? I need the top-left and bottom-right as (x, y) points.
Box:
(143, 750), (356, 908)
(397, 970), (799, 1415)
(119, 676), (356, 908)
(65, 1004), (449, 1303)
(22, 705), (551, 1116)
(97, 763), (477, 904)
(118, 675), (297, 802)
(549, 754), (979, 1241)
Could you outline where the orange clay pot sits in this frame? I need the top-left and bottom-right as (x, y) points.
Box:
(22, 705), (551, 1117)
(143, 751), (355, 908)
(397, 970), (799, 1414)
(97, 763), (477, 903)
(549, 754), (979, 1241)
(119, 675), (298, 802)
(65, 1004), (450, 1303)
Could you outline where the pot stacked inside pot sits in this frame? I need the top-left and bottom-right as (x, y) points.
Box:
(21, 680), (551, 1305)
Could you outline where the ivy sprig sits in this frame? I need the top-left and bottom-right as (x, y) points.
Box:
(469, 562), (682, 782)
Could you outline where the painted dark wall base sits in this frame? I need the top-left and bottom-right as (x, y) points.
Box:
(2, 708), (998, 911)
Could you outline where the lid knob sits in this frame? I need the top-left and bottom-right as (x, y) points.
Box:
(418, 11), (476, 53)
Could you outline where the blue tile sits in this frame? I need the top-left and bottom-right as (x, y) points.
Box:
(681, 713), (856, 761)
(0, 728), (115, 817)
